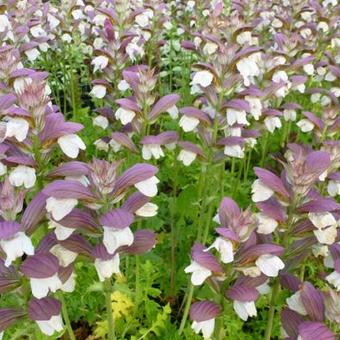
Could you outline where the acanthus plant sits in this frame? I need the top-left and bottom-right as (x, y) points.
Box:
(182, 142), (339, 339)
(0, 47), (160, 339)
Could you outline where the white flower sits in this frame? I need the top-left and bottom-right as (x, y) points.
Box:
(25, 48), (40, 61)
(236, 57), (260, 86)
(326, 271), (340, 290)
(115, 107), (136, 125)
(13, 76), (32, 94)
(61, 33), (72, 43)
(5, 117), (29, 142)
(30, 273), (62, 298)
(126, 42), (144, 61)
(245, 96), (262, 120)
(184, 261), (212, 286)
(93, 115), (109, 129)
(50, 244), (77, 267)
(192, 319), (215, 339)
(256, 213), (278, 234)
(142, 144), (164, 160)
(303, 64), (314, 75)
(203, 42), (218, 55)
(265, 116), (282, 133)
(179, 115), (199, 132)
(177, 149), (197, 166)
(257, 281), (271, 295)
(46, 197), (78, 221)
(328, 180), (340, 196)
(226, 108), (248, 126)
(134, 176), (159, 197)
(58, 134), (86, 158)
(167, 105), (179, 119)
(135, 202), (158, 217)
(233, 300), (257, 321)
(272, 71), (291, 97)
(118, 79), (130, 91)
(47, 14), (60, 29)
(9, 166), (36, 189)
(30, 24), (45, 38)
(224, 145), (244, 158)
(103, 227), (134, 254)
(90, 85), (107, 98)
(0, 15), (11, 32)
(61, 273), (76, 293)
(236, 31), (253, 45)
(297, 119), (314, 132)
(255, 254), (285, 277)
(240, 266), (261, 277)
(283, 109), (297, 121)
(309, 212), (336, 229)
(36, 314), (63, 336)
(91, 55), (109, 72)
(109, 139), (121, 153)
(251, 179), (274, 202)
(0, 162), (7, 176)
(314, 226), (337, 245)
(191, 70), (214, 88)
(94, 254), (120, 281)
(207, 237), (234, 264)
(286, 291), (307, 315)
(0, 232), (34, 267)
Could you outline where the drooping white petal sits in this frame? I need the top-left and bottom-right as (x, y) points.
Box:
(103, 227), (134, 254)
(325, 271), (340, 290)
(207, 237), (234, 264)
(251, 179), (274, 202)
(5, 117), (29, 142)
(135, 202), (158, 217)
(313, 226), (337, 245)
(177, 149), (197, 166)
(90, 85), (107, 99)
(308, 212), (336, 229)
(167, 105), (178, 119)
(191, 70), (214, 88)
(0, 232), (34, 267)
(192, 319), (215, 339)
(60, 273), (76, 293)
(115, 107), (136, 125)
(240, 266), (261, 277)
(9, 166), (36, 189)
(93, 116), (109, 129)
(36, 315), (63, 336)
(91, 55), (109, 72)
(256, 213), (278, 234)
(134, 176), (159, 197)
(224, 145), (244, 158)
(255, 254), (284, 277)
(142, 144), (164, 160)
(46, 197), (78, 221)
(265, 116), (282, 133)
(286, 291), (307, 315)
(226, 109), (248, 126)
(94, 254), (120, 282)
(179, 115), (199, 132)
(297, 119), (314, 132)
(58, 134), (86, 158)
(184, 261), (211, 286)
(0, 162), (6, 176)
(50, 244), (77, 267)
(233, 300), (257, 321)
(327, 180), (340, 197)
(30, 274), (62, 299)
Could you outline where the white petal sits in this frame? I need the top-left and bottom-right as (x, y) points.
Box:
(177, 150), (197, 166)
(37, 315), (63, 336)
(31, 274), (62, 298)
(50, 244), (77, 267)
(192, 70), (214, 87)
(297, 119), (314, 132)
(309, 212), (336, 229)
(134, 176), (159, 197)
(179, 116), (200, 132)
(135, 202), (158, 217)
(46, 197), (78, 221)
(286, 291), (307, 315)
(200, 319), (215, 338)
(103, 227), (134, 254)
(256, 213), (278, 234)
(327, 180), (340, 197)
(224, 145), (244, 158)
(9, 166), (36, 189)
(314, 226), (337, 245)
(94, 255), (120, 281)
(0, 232), (34, 267)
(251, 179), (274, 202)
(208, 238), (234, 264)
(90, 85), (106, 98)
(184, 261), (211, 286)
(58, 134), (86, 158)
(256, 254), (284, 277)
(233, 301), (257, 321)
(325, 271), (340, 290)
(93, 116), (109, 129)
(115, 108), (136, 125)
(61, 273), (76, 293)
(5, 118), (29, 142)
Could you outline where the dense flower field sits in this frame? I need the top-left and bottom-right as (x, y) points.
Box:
(0, 0), (339, 339)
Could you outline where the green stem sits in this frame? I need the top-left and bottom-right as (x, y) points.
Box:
(104, 279), (116, 340)
(264, 280), (280, 340)
(260, 131), (269, 167)
(178, 284), (194, 334)
(57, 292), (75, 340)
